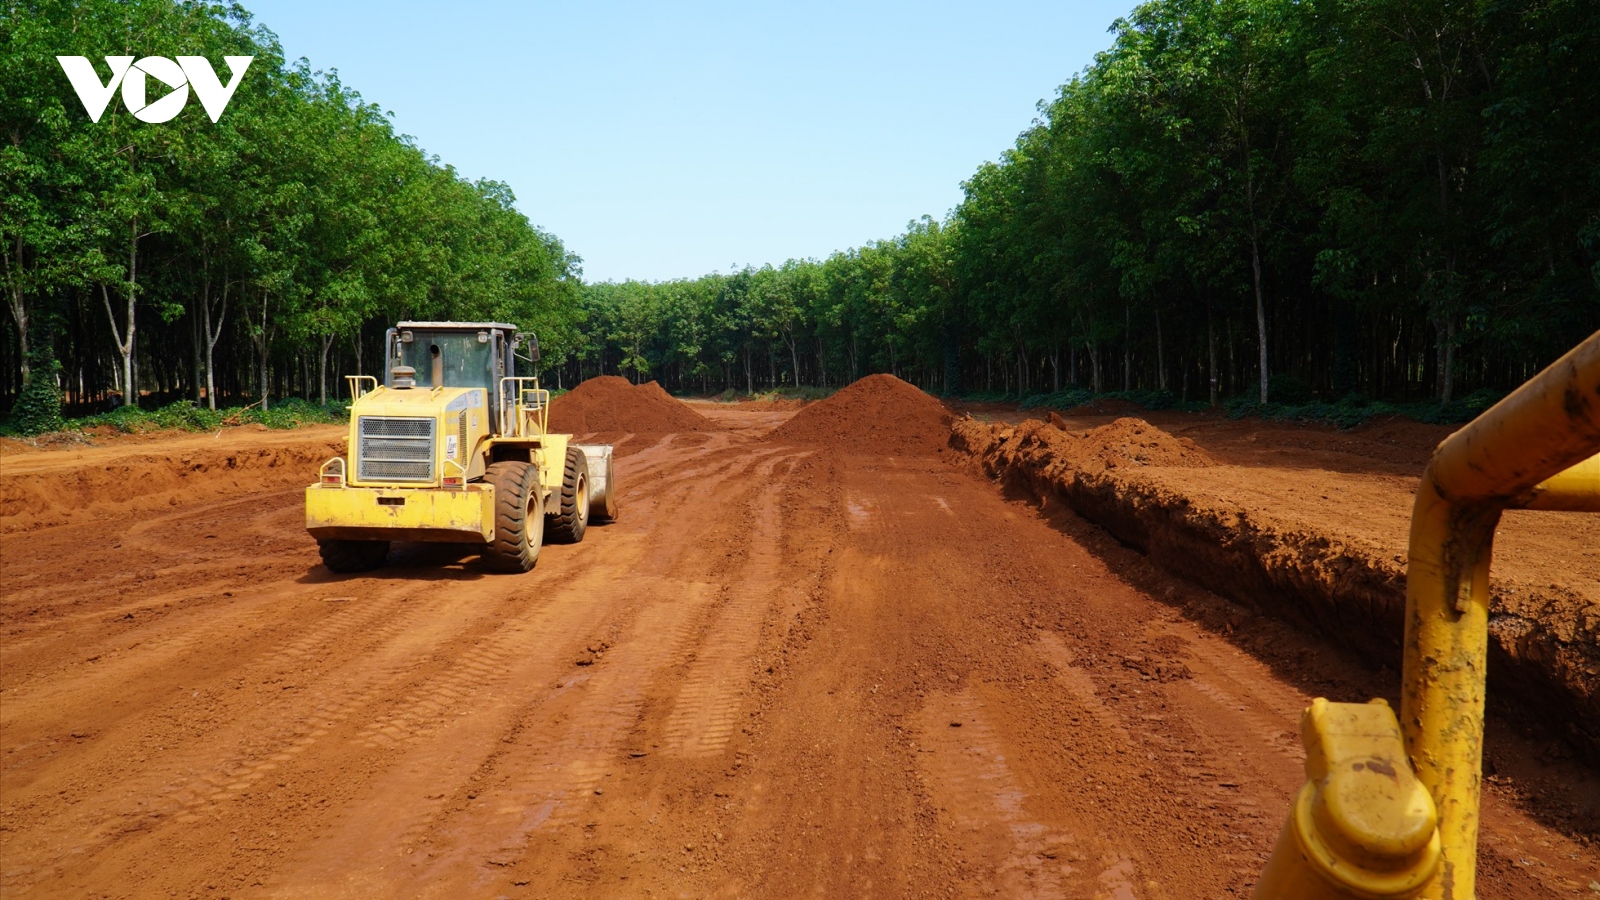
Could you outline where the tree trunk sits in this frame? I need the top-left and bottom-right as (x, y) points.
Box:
(1123, 303), (1131, 391)
(6, 234), (29, 383)
(1437, 316), (1457, 403)
(1207, 304), (1218, 407)
(258, 287), (270, 412)
(1252, 236), (1268, 403)
(101, 281), (135, 408)
(203, 275), (228, 410)
(319, 333), (334, 405)
(1155, 307), (1166, 390)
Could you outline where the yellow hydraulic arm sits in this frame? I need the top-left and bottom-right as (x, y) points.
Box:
(1253, 331), (1600, 900)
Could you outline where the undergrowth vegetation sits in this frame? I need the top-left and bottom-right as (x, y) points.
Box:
(2, 398), (348, 438)
(959, 386), (1503, 429)
(710, 386), (837, 403)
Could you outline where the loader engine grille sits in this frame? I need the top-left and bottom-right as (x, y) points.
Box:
(357, 416), (436, 483)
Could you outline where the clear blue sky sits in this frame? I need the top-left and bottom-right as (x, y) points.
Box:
(242, 1), (1136, 283)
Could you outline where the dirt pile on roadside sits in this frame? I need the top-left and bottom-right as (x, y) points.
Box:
(548, 376), (714, 433)
(767, 374), (951, 456)
(1045, 416), (1218, 471)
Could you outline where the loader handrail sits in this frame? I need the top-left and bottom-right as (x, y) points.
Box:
(498, 377), (549, 439)
(1398, 330), (1600, 899)
(1253, 330), (1600, 900)
(345, 375), (378, 402)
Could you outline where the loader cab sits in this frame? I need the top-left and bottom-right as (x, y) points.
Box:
(383, 322), (540, 434)
(385, 322), (520, 391)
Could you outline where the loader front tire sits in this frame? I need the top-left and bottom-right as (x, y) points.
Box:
(319, 539), (389, 573)
(547, 446), (590, 544)
(482, 461), (543, 572)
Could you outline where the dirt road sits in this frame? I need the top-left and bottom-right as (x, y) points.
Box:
(2, 406), (1595, 897)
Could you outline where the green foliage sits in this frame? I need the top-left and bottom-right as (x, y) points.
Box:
(68, 398), (348, 434)
(5, 0), (1594, 417)
(711, 386), (837, 403)
(1224, 389), (1504, 429)
(3, 0), (581, 412)
(1267, 374), (1315, 405)
(1018, 388), (1201, 413)
(6, 349), (66, 436)
(1018, 389), (1095, 411)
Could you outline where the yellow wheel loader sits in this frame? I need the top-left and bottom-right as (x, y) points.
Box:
(305, 322), (617, 573)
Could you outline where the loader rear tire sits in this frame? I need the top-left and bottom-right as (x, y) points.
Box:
(319, 539), (389, 573)
(482, 461), (543, 572)
(546, 446), (590, 544)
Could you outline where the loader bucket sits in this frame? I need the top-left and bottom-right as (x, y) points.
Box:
(575, 443), (618, 522)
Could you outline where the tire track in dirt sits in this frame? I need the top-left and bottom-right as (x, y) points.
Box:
(1, 578), (405, 754)
(252, 447), (808, 898)
(660, 453), (809, 758)
(0, 490), (313, 656)
(395, 452), (814, 894)
(1, 590), (449, 894)
(3, 434), (774, 896)
(915, 689), (1086, 898)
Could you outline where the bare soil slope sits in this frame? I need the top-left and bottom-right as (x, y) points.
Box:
(0, 425), (345, 534)
(954, 413), (1600, 763)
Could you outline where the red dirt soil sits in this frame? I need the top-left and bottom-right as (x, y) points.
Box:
(547, 375), (715, 433)
(0, 402), (1594, 898)
(766, 373), (952, 456)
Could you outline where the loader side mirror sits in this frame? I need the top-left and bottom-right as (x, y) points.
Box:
(514, 332), (540, 364)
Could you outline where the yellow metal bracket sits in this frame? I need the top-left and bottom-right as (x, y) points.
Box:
(1255, 331), (1600, 900)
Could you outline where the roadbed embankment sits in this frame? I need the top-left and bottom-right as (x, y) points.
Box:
(951, 414), (1600, 763)
(0, 425), (346, 534)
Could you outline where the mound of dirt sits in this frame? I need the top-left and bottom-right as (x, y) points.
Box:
(767, 374), (951, 456)
(1075, 417), (1218, 470)
(548, 376), (714, 434)
(1029, 415), (1217, 471)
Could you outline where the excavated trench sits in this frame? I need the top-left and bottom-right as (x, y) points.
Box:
(950, 415), (1600, 764)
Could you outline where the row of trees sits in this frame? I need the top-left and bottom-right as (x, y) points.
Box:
(566, 0), (1597, 404)
(3, 0), (582, 421)
(7, 0), (1595, 424)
